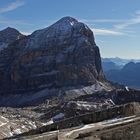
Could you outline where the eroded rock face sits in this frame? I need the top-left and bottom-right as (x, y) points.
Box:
(8, 17), (105, 91)
(0, 17), (105, 101)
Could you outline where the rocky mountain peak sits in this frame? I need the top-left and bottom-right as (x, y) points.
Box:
(10, 17), (104, 88)
(0, 27), (25, 51)
(26, 16), (95, 50)
(54, 16), (78, 27)
(1, 27), (19, 33)
(0, 17), (106, 106)
(56, 16), (78, 23)
(0, 27), (23, 39)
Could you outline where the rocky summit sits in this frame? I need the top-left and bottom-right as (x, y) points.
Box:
(0, 27), (24, 51)
(11, 17), (105, 89)
(0, 17), (108, 106)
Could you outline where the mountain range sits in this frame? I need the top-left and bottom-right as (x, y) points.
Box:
(102, 58), (140, 88)
(102, 57), (140, 67)
(105, 62), (140, 89)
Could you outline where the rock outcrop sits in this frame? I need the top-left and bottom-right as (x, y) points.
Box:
(0, 17), (105, 95)
(0, 27), (24, 50)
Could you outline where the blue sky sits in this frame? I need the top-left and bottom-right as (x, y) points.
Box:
(0, 0), (140, 59)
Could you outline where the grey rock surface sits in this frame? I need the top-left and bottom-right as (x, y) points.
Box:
(0, 17), (105, 99)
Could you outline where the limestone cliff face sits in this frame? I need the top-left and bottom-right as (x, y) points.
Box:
(0, 17), (105, 93)
(0, 28), (25, 91)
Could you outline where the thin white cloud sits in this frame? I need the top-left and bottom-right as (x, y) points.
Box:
(81, 10), (140, 30)
(114, 18), (140, 29)
(80, 19), (125, 23)
(135, 10), (140, 15)
(0, 17), (33, 26)
(81, 10), (140, 36)
(92, 28), (123, 36)
(0, 0), (25, 14)
(114, 10), (140, 29)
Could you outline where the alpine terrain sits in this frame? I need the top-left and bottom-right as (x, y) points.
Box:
(0, 17), (140, 140)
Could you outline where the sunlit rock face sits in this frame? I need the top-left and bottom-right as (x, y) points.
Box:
(0, 17), (106, 106)
(9, 17), (105, 90)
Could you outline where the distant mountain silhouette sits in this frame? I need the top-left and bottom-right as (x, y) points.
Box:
(102, 61), (121, 72)
(105, 62), (140, 89)
(102, 57), (140, 67)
